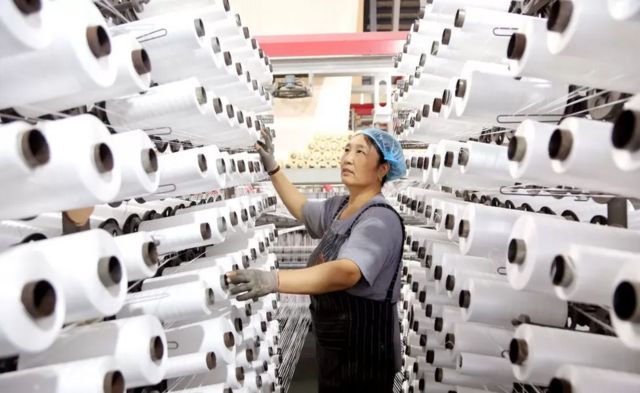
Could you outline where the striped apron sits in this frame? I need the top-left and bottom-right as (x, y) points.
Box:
(307, 198), (405, 392)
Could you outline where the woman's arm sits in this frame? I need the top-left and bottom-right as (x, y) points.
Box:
(255, 129), (307, 221)
(270, 170), (307, 221)
(277, 259), (362, 294)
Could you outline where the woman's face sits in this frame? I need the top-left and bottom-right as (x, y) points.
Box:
(340, 134), (389, 188)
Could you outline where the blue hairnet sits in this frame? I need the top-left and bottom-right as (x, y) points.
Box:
(359, 128), (407, 181)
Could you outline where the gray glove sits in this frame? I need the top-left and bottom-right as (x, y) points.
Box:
(227, 269), (279, 301)
(256, 129), (278, 173)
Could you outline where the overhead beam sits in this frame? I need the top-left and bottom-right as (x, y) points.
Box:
(256, 32), (408, 58)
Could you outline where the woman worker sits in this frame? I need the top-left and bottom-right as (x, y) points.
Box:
(226, 128), (407, 392)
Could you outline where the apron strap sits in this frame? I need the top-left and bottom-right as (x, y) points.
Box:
(330, 196), (350, 222)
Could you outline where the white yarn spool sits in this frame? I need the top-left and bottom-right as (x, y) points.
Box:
(425, 331), (447, 350)
(0, 356), (124, 393)
(17, 229), (126, 323)
(547, 0), (640, 65)
(609, 0), (640, 21)
(425, 303), (444, 319)
(0, 0), (116, 109)
(90, 203), (149, 233)
(111, 130), (159, 200)
(117, 280), (216, 323)
(510, 324), (640, 385)
(166, 146), (228, 194)
(550, 364), (640, 393)
(418, 10), (455, 25)
(178, 202), (241, 234)
(106, 78), (208, 131)
(438, 305), (464, 334)
(458, 204), (529, 262)
(155, 205), (228, 243)
(242, 314), (268, 341)
(426, 348), (456, 368)
(442, 27), (511, 64)
(426, 194), (448, 226)
(460, 278), (568, 327)
(19, 315), (167, 388)
(163, 254), (241, 275)
(0, 220), (57, 250)
(0, 247), (65, 357)
(421, 380), (454, 393)
(427, 241), (460, 275)
(549, 117), (640, 197)
(243, 370), (263, 392)
(101, 33), (151, 96)
(18, 33), (152, 115)
(412, 316), (436, 336)
(552, 245), (637, 307)
(435, 254), (496, 292)
(611, 108), (640, 172)
(611, 263), (640, 350)
(448, 322), (513, 357)
(113, 232), (159, 281)
(218, 152), (238, 188)
(456, 352), (514, 384)
(168, 363), (245, 390)
(408, 226), (450, 244)
(424, 281), (458, 307)
(0, 115), (121, 220)
(0, 0), (51, 56)
(405, 33), (437, 55)
(455, 388), (502, 393)
(206, 231), (266, 259)
(431, 140), (467, 186)
(407, 26), (438, 53)
(426, 0), (512, 14)
(423, 55), (466, 79)
(434, 367), (503, 390)
(507, 120), (558, 184)
(442, 201), (467, 242)
(137, 0), (230, 20)
(396, 52), (425, 73)
(493, 192), (611, 222)
(111, 14), (208, 83)
(506, 214), (640, 293)
(147, 265), (230, 304)
(505, 18), (636, 94)
(447, 268), (505, 301)
(411, 73), (451, 96)
(454, 61), (567, 127)
(145, 221), (212, 254)
(164, 352), (217, 379)
(165, 316), (237, 365)
(401, 89), (440, 110)
(235, 345), (257, 369)
(155, 148), (209, 195)
(0, 121), (51, 183)
(458, 142), (513, 186)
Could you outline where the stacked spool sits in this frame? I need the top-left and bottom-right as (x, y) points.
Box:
(0, 0), (286, 392)
(391, 1), (640, 392)
(282, 134), (352, 169)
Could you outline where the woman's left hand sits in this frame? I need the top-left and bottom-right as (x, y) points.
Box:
(226, 269), (279, 301)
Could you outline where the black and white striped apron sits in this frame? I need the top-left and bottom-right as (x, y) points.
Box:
(307, 197), (405, 393)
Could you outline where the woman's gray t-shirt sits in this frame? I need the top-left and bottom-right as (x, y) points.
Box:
(301, 194), (404, 303)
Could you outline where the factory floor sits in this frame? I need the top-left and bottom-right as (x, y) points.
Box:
(288, 331), (318, 393)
